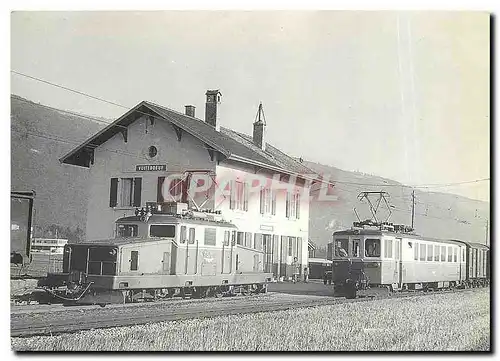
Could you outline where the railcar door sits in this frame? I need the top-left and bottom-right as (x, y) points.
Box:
(395, 238), (402, 286)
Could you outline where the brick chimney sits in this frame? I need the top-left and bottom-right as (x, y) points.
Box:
(205, 90), (222, 128)
(253, 102), (266, 150)
(185, 105), (196, 117)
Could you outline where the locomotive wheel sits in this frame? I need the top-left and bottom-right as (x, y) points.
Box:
(214, 287), (223, 298)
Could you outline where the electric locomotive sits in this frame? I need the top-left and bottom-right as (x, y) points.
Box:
(40, 202), (273, 305)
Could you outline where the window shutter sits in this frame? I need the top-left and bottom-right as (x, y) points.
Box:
(285, 191), (290, 218)
(157, 177), (165, 203)
(244, 183), (249, 211)
(133, 178), (142, 207)
(109, 178), (118, 207)
(296, 193), (300, 219)
(260, 188), (264, 214)
(230, 180), (235, 210)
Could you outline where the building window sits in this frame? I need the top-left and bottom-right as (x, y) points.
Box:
(288, 237), (294, 256)
(204, 228), (216, 246)
(260, 188), (276, 215)
(236, 231), (244, 245)
(286, 191), (300, 219)
(245, 232), (253, 248)
(148, 145), (158, 158)
(110, 178), (142, 207)
(230, 181), (248, 211)
(254, 233), (263, 251)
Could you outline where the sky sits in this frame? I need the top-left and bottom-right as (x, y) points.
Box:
(10, 11), (490, 201)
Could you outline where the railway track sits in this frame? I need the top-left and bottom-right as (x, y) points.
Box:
(11, 287), (480, 338)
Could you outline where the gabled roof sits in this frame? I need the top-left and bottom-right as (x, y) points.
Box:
(60, 100), (324, 184)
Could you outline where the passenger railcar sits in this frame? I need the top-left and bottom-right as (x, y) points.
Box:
(41, 202), (273, 305)
(329, 223), (490, 298)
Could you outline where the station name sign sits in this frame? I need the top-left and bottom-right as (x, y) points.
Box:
(136, 164), (167, 172)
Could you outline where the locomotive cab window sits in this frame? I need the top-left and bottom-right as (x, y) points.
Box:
(150, 225), (176, 238)
(365, 239), (380, 257)
(334, 239), (348, 257)
(117, 224), (138, 238)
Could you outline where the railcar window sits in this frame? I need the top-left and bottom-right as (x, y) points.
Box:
(117, 224), (138, 238)
(335, 239), (349, 257)
(434, 245), (440, 261)
(453, 248), (458, 262)
(224, 231), (230, 246)
(245, 232), (252, 248)
(395, 240), (401, 260)
(447, 246), (453, 262)
(204, 228), (217, 246)
(441, 246), (446, 261)
(419, 244), (426, 261)
(383, 239), (393, 259)
(462, 248), (465, 262)
(150, 225), (176, 238)
(365, 239), (380, 257)
(427, 245), (433, 261)
(188, 228), (195, 244)
(414, 242), (419, 260)
(288, 237), (294, 256)
(180, 226), (187, 243)
(352, 239), (360, 257)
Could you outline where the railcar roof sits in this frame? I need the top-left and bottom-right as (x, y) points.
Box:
(333, 229), (465, 246)
(68, 237), (161, 246)
(115, 214), (237, 228)
(449, 239), (490, 249)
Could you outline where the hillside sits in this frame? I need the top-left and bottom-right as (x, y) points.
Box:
(11, 95), (105, 241)
(10, 95), (490, 245)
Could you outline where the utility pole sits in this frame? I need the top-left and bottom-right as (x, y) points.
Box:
(411, 190), (415, 229)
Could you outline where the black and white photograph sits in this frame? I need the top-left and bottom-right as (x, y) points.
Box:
(8, 8), (490, 352)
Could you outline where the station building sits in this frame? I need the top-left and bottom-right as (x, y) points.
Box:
(61, 90), (332, 279)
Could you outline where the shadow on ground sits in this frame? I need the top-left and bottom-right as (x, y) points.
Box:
(268, 280), (335, 297)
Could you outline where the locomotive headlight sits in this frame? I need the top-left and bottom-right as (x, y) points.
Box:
(109, 248), (117, 256)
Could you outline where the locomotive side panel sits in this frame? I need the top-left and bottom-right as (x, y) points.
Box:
(119, 240), (172, 275)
